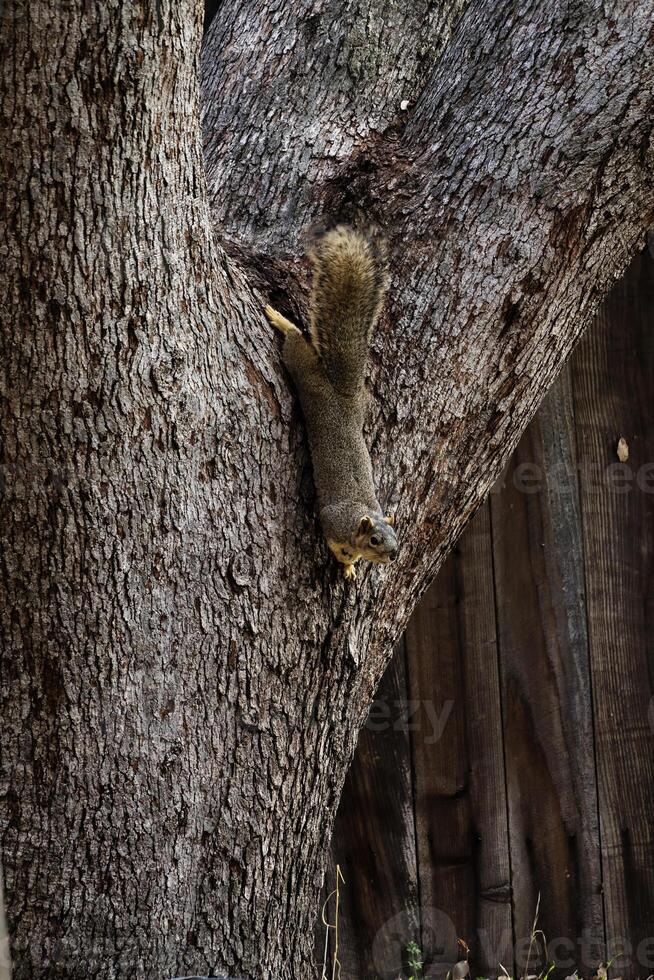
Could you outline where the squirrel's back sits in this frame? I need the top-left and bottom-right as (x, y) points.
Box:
(309, 226), (388, 395)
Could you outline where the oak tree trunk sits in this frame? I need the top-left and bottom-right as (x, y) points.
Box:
(1, 0), (653, 977)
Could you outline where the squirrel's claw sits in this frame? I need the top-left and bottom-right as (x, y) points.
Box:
(342, 563), (357, 581)
(265, 304), (301, 337)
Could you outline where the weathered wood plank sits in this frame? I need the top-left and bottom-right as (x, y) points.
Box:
(404, 556), (474, 978)
(327, 641), (421, 980)
(490, 364), (604, 975)
(460, 502), (513, 975)
(404, 501), (513, 978)
(572, 249), (654, 977)
(457, 501), (514, 976)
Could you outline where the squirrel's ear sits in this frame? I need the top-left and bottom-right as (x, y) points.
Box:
(358, 515), (374, 534)
(385, 513), (395, 527)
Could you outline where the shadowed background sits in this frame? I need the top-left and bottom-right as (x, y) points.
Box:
(326, 247), (654, 979)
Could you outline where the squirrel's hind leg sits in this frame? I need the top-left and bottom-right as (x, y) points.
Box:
(266, 304), (322, 376)
(265, 305), (301, 337)
(271, 315), (323, 382)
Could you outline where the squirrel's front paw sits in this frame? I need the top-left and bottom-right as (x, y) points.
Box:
(342, 563), (357, 581)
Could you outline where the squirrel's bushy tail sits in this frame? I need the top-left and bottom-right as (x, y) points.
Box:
(309, 225), (388, 394)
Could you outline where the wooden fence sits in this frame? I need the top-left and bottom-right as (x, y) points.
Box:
(325, 247), (654, 979)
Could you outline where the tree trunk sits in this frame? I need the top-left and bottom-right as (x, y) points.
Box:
(0, 864), (10, 980)
(2, 0), (653, 977)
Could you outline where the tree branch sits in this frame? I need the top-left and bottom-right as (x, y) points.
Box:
(202, 0), (654, 644)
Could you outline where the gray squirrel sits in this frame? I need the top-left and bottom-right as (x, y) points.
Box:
(266, 226), (397, 580)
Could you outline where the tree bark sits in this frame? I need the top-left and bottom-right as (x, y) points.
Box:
(1, 0), (653, 978)
(0, 863), (10, 980)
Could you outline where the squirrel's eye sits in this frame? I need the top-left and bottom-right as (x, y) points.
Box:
(370, 535), (381, 546)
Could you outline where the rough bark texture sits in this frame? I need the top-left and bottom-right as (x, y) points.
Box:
(0, 865), (9, 980)
(1, 0), (654, 978)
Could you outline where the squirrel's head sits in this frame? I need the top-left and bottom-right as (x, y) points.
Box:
(354, 513), (398, 564)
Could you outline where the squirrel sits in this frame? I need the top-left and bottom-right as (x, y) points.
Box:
(265, 225), (397, 580)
